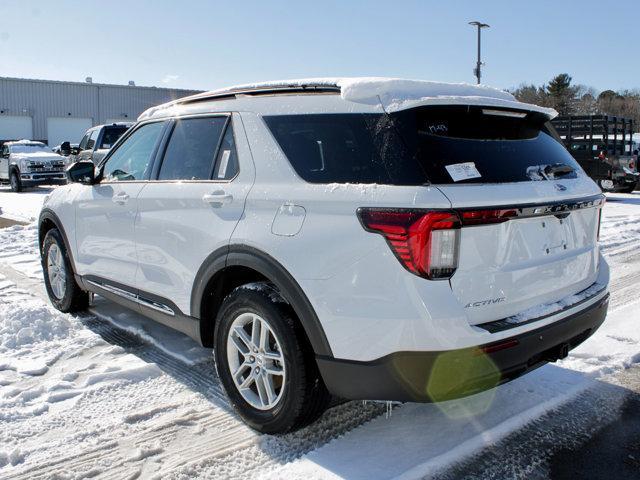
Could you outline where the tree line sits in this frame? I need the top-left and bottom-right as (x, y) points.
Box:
(511, 74), (640, 128)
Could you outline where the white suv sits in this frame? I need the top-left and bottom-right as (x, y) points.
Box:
(39, 78), (610, 433)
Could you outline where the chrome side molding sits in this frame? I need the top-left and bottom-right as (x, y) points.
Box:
(86, 280), (175, 316)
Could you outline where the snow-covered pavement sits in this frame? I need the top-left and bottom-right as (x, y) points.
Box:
(0, 187), (639, 479)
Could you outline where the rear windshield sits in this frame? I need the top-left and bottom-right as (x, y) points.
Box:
(100, 126), (129, 149)
(264, 106), (581, 185)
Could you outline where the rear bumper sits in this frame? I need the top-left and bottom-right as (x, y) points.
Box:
(316, 293), (609, 402)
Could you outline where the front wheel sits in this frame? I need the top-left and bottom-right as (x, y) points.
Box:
(214, 282), (331, 433)
(42, 229), (90, 312)
(9, 170), (22, 192)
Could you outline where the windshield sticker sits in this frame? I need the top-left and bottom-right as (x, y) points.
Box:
(445, 162), (481, 182)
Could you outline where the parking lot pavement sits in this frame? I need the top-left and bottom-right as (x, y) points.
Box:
(548, 367), (640, 480)
(433, 367), (640, 480)
(0, 218), (27, 228)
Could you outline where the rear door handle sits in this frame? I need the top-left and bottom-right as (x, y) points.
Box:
(203, 191), (233, 207)
(112, 192), (130, 205)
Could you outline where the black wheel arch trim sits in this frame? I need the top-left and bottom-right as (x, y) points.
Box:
(39, 208), (76, 269)
(191, 244), (333, 357)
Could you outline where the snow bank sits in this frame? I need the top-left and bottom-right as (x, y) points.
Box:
(0, 300), (72, 350)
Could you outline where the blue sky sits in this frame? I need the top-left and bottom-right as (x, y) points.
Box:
(0, 0), (638, 93)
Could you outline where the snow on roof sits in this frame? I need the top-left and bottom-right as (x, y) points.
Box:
(336, 77), (557, 117)
(6, 139), (44, 145)
(140, 77), (557, 120)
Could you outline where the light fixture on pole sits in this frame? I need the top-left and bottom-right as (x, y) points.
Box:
(468, 21), (490, 84)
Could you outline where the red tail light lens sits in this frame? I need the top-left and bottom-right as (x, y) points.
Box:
(460, 208), (518, 226)
(358, 209), (461, 280)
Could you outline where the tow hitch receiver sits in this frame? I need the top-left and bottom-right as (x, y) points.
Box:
(546, 342), (570, 362)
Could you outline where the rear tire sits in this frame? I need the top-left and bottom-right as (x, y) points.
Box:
(214, 282), (331, 434)
(42, 228), (90, 313)
(10, 170), (22, 192)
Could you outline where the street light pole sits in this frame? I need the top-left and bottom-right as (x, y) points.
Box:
(468, 21), (490, 84)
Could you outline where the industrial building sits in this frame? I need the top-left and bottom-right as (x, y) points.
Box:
(0, 77), (202, 146)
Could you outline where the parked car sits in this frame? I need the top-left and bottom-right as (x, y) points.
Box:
(39, 78), (610, 433)
(67, 122), (133, 165)
(1, 140), (68, 192)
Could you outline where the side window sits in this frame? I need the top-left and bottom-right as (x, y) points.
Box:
(213, 123), (239, 180)
(79, 133), (90, 150)
(103, 122), (165, 182)
(86, 130), (99, 150)
(157, 117), (227, 181)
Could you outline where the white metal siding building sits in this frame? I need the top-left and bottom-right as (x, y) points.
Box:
(0, 77), (202, 146)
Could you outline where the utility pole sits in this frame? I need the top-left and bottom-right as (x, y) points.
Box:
(468, 21), (490, 84)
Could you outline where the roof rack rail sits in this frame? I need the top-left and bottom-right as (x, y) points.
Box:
(177, 83), (341, 105)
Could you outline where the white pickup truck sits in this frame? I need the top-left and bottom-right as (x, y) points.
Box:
(0, 140), (68, 192)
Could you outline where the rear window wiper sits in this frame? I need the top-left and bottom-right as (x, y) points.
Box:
(544, 163), (575, 178)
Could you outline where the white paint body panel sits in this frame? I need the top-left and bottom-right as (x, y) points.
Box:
(134, 114), (254, 312)
(42, 85), (608, 364)
(74, 182), (146, 284)
(438, 178), (601, 325)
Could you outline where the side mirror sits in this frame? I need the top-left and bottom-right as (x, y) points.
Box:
(60, 141), (71, 156)
(66, 161), (96, 185)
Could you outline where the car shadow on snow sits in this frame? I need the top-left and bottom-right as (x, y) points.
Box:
(80, 297), (388, 461)
(279, 366), (640, 480)
(432, 370), (640, 480)
(605, 192), (640, 205)
(78, 296), (629, 478)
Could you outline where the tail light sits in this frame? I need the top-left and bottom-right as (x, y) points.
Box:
(358, 209), (460, 280)
(460, 208), (517, 226)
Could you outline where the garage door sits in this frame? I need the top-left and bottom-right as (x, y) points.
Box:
(47, 117), (93, 147)
(0, 116), (33, 141)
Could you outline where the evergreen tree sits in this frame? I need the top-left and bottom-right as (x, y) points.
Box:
(546, 73), (575, 115)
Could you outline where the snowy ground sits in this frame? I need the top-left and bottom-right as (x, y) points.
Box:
(0, 186), (639, 479)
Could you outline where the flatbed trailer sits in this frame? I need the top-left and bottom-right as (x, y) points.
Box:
(551, 115), (638, 193)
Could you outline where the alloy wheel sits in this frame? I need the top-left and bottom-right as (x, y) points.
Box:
(47, 243), (66, 299)
(226, 312), (286, 410)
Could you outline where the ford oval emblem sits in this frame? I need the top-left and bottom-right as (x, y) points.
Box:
(555, 184), (567, 191)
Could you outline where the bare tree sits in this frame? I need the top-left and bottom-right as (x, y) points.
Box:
(510, 75), (640, 129)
